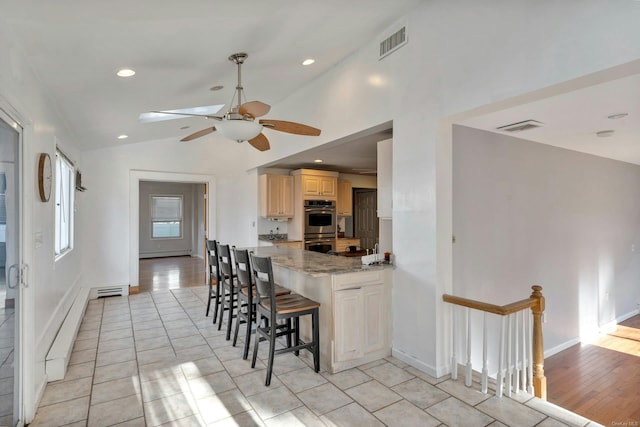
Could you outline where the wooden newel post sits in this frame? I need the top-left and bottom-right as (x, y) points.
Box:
(530, 285), (546, 400)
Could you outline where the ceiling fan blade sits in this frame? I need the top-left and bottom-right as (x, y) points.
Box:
(259, 119), (321, 136)
(239, 101), (271, 118)
(248, 133), (270, 151)
(180, 127), (216, 142)
(151, 111), (223, 121)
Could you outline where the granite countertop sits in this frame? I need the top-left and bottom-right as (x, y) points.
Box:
(242, 246), (391, 277)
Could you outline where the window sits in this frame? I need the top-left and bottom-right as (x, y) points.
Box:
(151, 195), (183, 238)
(55, 150), (74, 257)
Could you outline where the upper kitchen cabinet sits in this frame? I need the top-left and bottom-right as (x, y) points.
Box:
(292, 169), (338, 200)
(377, 139), (392, 219)
(337, 179), (353, 216)
(259, 174), (294, 218)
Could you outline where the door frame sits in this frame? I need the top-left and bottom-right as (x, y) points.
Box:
(0, 100), (26, 426)
(129, 170), (216, 289)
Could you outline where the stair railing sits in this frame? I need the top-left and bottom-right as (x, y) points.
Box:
(442, 285), (546, 399)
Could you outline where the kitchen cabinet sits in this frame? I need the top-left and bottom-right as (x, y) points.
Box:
(333, 271), (388, 366)
(273, 241), (303, 249)
(335, 238), (360, 253)
(337, 179), (353, 216)
(377, 138), (392, 219)
(301, 175), (336, 198)
(334, 288), (363, 362)
(293, 169), (338, 200)
(259, 174), (294, 218)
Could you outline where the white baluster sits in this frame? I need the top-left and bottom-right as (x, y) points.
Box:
(521, 310), (527, 392)
(481, 312), (488, 394)
(506, 314), (512, 397)
(514, 312), (520, 393)
(465, 308), (472, 387)
(527, 310), (534, 394)
(451, 305), (457, 380)
(497, 315), (506, 398)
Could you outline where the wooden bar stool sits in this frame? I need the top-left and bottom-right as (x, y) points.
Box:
(232, 248), (291, 360)
(249, 254), (320, 386)
(216, 243), (240, 340)
(205, 240), (225, 323)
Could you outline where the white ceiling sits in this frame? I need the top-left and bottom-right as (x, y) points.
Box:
(2, 0), (422, 150)
(4, 2), (640, 171)
(459, 73), (640, 165)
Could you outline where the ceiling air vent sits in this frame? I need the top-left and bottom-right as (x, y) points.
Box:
(496, 120), (543, 133)
(379, 26), (407, 59)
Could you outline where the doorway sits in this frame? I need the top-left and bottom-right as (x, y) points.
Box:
(353, 188), (378, 250)
(0, 108), (22, 426)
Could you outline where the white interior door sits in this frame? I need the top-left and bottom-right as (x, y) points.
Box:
(0, 109), (22, 426)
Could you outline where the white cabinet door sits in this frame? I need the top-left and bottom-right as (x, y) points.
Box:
(280, 175), (294, 217)
(362, 284), (385, 354)
(334, 288), (364, 362)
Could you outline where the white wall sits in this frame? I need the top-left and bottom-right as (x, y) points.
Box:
(453, 125), (640, 351)
(0, 23), (83, 421)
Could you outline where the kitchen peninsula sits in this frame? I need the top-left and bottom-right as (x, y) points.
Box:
(245, 246), (392, 373)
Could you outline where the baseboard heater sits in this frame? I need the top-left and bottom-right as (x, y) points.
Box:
(89, 285), (129, 299)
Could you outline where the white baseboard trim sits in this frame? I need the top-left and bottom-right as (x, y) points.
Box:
(391, 348), (446, 378)
(45, 287), (91, 381)
(544, 337), (581, 359)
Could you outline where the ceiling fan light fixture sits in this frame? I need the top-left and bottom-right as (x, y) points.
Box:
(302, 58), (315, 66)
(215, 120), (263, 142)
(116, 68), (136, 77)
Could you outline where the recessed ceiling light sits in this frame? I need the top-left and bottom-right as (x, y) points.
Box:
(302, 58), (315, 66)
(117, 134), (128, 140)
(116, 68), (136, 77)
(210, 85), (224, 91)
(607, 113), (628, 120)
(596, 130), (615, 138)
(314, 159), (323, 163)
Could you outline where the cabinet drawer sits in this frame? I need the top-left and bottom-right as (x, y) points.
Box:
(333, 270), (383, 290)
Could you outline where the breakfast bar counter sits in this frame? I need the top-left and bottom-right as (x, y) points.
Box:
(242, 246), (392, 373)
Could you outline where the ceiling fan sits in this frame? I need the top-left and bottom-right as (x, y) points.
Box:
(146, 53), (321, 151)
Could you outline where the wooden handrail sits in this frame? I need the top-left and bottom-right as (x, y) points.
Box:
(442, 294), (536, 316)
(442, 285), (546, 400)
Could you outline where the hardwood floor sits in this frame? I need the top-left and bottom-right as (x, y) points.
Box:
(545, 314), (640, 426)
(138, 256), (206, 292)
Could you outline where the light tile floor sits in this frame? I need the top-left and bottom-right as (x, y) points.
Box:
(30, 287), (602, 426)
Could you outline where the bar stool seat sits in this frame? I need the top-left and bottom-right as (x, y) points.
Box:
(250, 253), (321, 386)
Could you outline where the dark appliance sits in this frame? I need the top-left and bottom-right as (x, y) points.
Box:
(304, 200), (337, 235)
(304, 200), (336, 253)
(304, 237), (336, 253)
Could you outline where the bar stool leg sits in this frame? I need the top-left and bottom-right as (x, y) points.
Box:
(225, 286), (235, 340)
(313, 309), (320, 373)
(206, 287), (212, 317)
(294, 317), (300, 356)
(265, 325), (277, 386)
(242, 304), (254, 360)
(251, 318), (261, 369)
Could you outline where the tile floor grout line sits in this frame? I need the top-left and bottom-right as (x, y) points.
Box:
(126, 292), (147, 427)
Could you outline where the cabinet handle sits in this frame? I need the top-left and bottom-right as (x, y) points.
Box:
(338, 287), (362, 291)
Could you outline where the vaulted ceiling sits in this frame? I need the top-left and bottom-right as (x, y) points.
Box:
(2, 0), (423, 150)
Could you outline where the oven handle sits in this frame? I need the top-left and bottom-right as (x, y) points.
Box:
(304, 239), (335, 244)
(304, 208), (336, 213)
